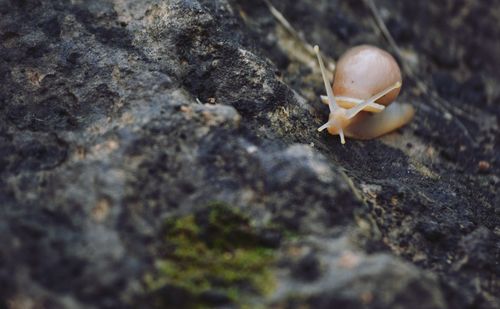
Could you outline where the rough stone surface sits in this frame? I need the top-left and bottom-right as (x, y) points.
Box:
(0, 0), (498, 308)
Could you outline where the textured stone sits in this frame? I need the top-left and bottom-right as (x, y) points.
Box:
(0, 0), (498, 308)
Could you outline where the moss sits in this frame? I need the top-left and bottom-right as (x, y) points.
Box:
(144, 203), (277, 308)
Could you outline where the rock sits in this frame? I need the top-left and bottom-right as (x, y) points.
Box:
(274, 237), (446, 309)
(291, 252), (321, 282)
(0, 0), (498, 308)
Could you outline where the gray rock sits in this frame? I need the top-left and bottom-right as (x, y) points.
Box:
(0, 0), (498, 308)
(274, 237), (446, 309)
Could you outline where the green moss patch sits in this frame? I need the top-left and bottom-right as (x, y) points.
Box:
(144, 203), (277, 308)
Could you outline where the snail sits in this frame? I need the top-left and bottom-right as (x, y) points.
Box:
(314, 45), (415, 144)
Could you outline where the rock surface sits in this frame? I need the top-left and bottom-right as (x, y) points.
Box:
(0, 0), (498, 308)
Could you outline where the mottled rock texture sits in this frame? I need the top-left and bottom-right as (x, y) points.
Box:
(0, 0), (498, 308)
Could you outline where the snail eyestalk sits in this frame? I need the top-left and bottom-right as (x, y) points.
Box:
(318, 121), (331, 132)
(314, 45), (338, 113)
(338, 127), (345, 144)
(346, 81), (401, 119)
(318, 120), (346, 144)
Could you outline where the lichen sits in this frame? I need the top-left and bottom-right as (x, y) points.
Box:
(144, 203), (277, 308)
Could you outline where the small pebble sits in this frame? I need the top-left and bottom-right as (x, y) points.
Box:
(478, 160), (490, 173)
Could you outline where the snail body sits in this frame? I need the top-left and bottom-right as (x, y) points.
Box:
(315, 45), (414, 144)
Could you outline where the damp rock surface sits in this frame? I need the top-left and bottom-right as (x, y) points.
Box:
(0, 0), (498, 308)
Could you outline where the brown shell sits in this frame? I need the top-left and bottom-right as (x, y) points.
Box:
(332, 45), (402, 106)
